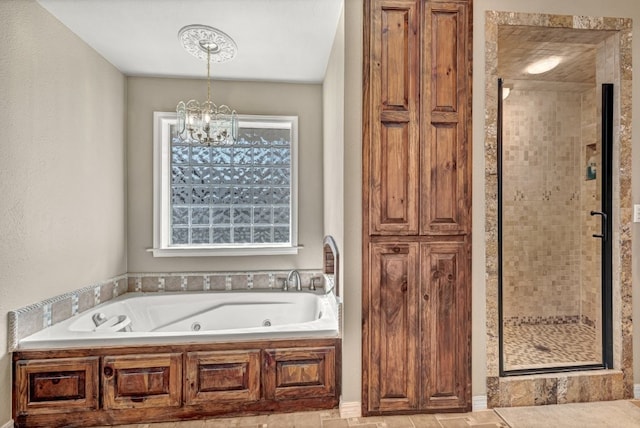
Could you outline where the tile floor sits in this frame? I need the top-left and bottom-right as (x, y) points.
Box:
(95, 408), (509, 428)
(93, 401), (640, 428)
(503, 323), (599, 370)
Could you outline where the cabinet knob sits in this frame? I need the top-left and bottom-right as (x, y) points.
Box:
(103, 366), (113, 377)
(423, 294), (429, 301)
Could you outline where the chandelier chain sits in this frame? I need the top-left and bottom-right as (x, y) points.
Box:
(207, 48), (211, 106)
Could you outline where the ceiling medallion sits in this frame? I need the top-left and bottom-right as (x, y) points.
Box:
(178, 24), (237, 63)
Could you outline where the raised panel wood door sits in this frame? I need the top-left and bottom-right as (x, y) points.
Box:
(366, 0), (420, 235)
(364, 0), (472, 416)
(263, 346), (337, 401)
(185, 350), (261, 405)
(102, 353), (182, 410)
(14, 357), (99, 416)
(421, 0), (470, 235)
(367, 243), (420, 412)
(420, 242), (470, 410)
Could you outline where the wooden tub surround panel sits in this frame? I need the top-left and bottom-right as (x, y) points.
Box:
(13, 338), (341, 427)
(15, 357), (99, 416)
(363, 0), (472, 416)
(185, 350), (261, 405)
(102, 353), (182, 410)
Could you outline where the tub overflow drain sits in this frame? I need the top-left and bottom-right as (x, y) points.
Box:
(262, 319), (272, 327)
(191, 322), (202, 331)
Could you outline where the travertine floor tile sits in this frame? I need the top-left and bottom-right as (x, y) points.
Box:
(267, 411), (322, 427)
(438, 417), (475, 428)
(321, 418), (351, 428)
(464, 410), (507, 424)
(97, 402), (640, 428)
(350, 415), (414, 427)
(407, 414), (441, 428)
(203, 417), (242, 427)
(320, 410), (343, 419)
(167, 421), (205, 428)
(472, 421), (508, 427)
(203, 416), (269, 427)
(146, 422), (181, 428)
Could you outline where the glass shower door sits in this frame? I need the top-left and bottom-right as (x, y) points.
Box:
(498, 79), (612, 374)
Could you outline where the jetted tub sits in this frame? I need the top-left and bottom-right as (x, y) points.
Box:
(18, 291), (340, 350)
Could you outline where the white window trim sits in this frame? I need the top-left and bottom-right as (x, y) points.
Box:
(151, 111), (299, 257)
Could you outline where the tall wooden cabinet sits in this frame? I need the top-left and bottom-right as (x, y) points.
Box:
(363, 0), (472, 415)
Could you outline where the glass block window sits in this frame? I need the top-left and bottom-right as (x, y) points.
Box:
(153, 113), (298, 256)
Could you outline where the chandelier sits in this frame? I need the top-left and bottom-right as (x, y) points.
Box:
(176, 25), (238, 146)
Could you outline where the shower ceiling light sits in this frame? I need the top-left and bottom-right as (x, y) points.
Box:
(176, 25), (238, 146)
(526, 56), (561, 75)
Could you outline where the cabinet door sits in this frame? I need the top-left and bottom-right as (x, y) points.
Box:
(14, 357), (99, 415)
(102, 353), (182, 410)
(366, 0), (420, 235)
(367, 243), (420, 412)
(420, 0), (470, 235)
(263, 347), (336, 401)
(185, 350), (260, 405)
(420, 242), (469, 409)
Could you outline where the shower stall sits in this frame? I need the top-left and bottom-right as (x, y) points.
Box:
(497, 26), (617, 374)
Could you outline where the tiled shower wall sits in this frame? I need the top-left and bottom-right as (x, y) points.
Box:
(580, 86), (601, 329)
(502, 89), (580, 322)
(502, 86), (601, 325)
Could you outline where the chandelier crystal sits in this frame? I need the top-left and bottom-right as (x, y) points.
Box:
(176, 25), (238, 146)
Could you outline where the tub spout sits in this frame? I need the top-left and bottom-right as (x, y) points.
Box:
(287, 269), (302, 291)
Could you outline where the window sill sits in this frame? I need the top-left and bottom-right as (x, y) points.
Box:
(148, 245), (301, 257)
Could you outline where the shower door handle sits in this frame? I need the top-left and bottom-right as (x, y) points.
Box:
(590, 210), (608, 241)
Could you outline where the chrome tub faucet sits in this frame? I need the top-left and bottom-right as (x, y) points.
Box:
(287, 269), (302, 291)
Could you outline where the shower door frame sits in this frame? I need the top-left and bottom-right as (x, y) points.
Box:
(497, 79), (614, 376)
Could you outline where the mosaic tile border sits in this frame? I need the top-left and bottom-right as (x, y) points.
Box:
(126, 270), (325, 293)
(503, 315), (596, 327)
(8, 274), (128, 351)
(8, 270), (336, 352)
(484, 11), (633, 405)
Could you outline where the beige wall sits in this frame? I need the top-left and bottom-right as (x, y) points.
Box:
(343, 0), (364, 403)
(323, 4), (346, 287)
(126, 77), (324, 272)
(0, 0), (126, 423)
(342, 0), (640, 403)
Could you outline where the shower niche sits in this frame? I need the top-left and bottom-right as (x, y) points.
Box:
(497, 26), (617, 375)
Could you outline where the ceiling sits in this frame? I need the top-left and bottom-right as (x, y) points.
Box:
(498, 25), (616, 85)
(37, 0), (343, 83)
